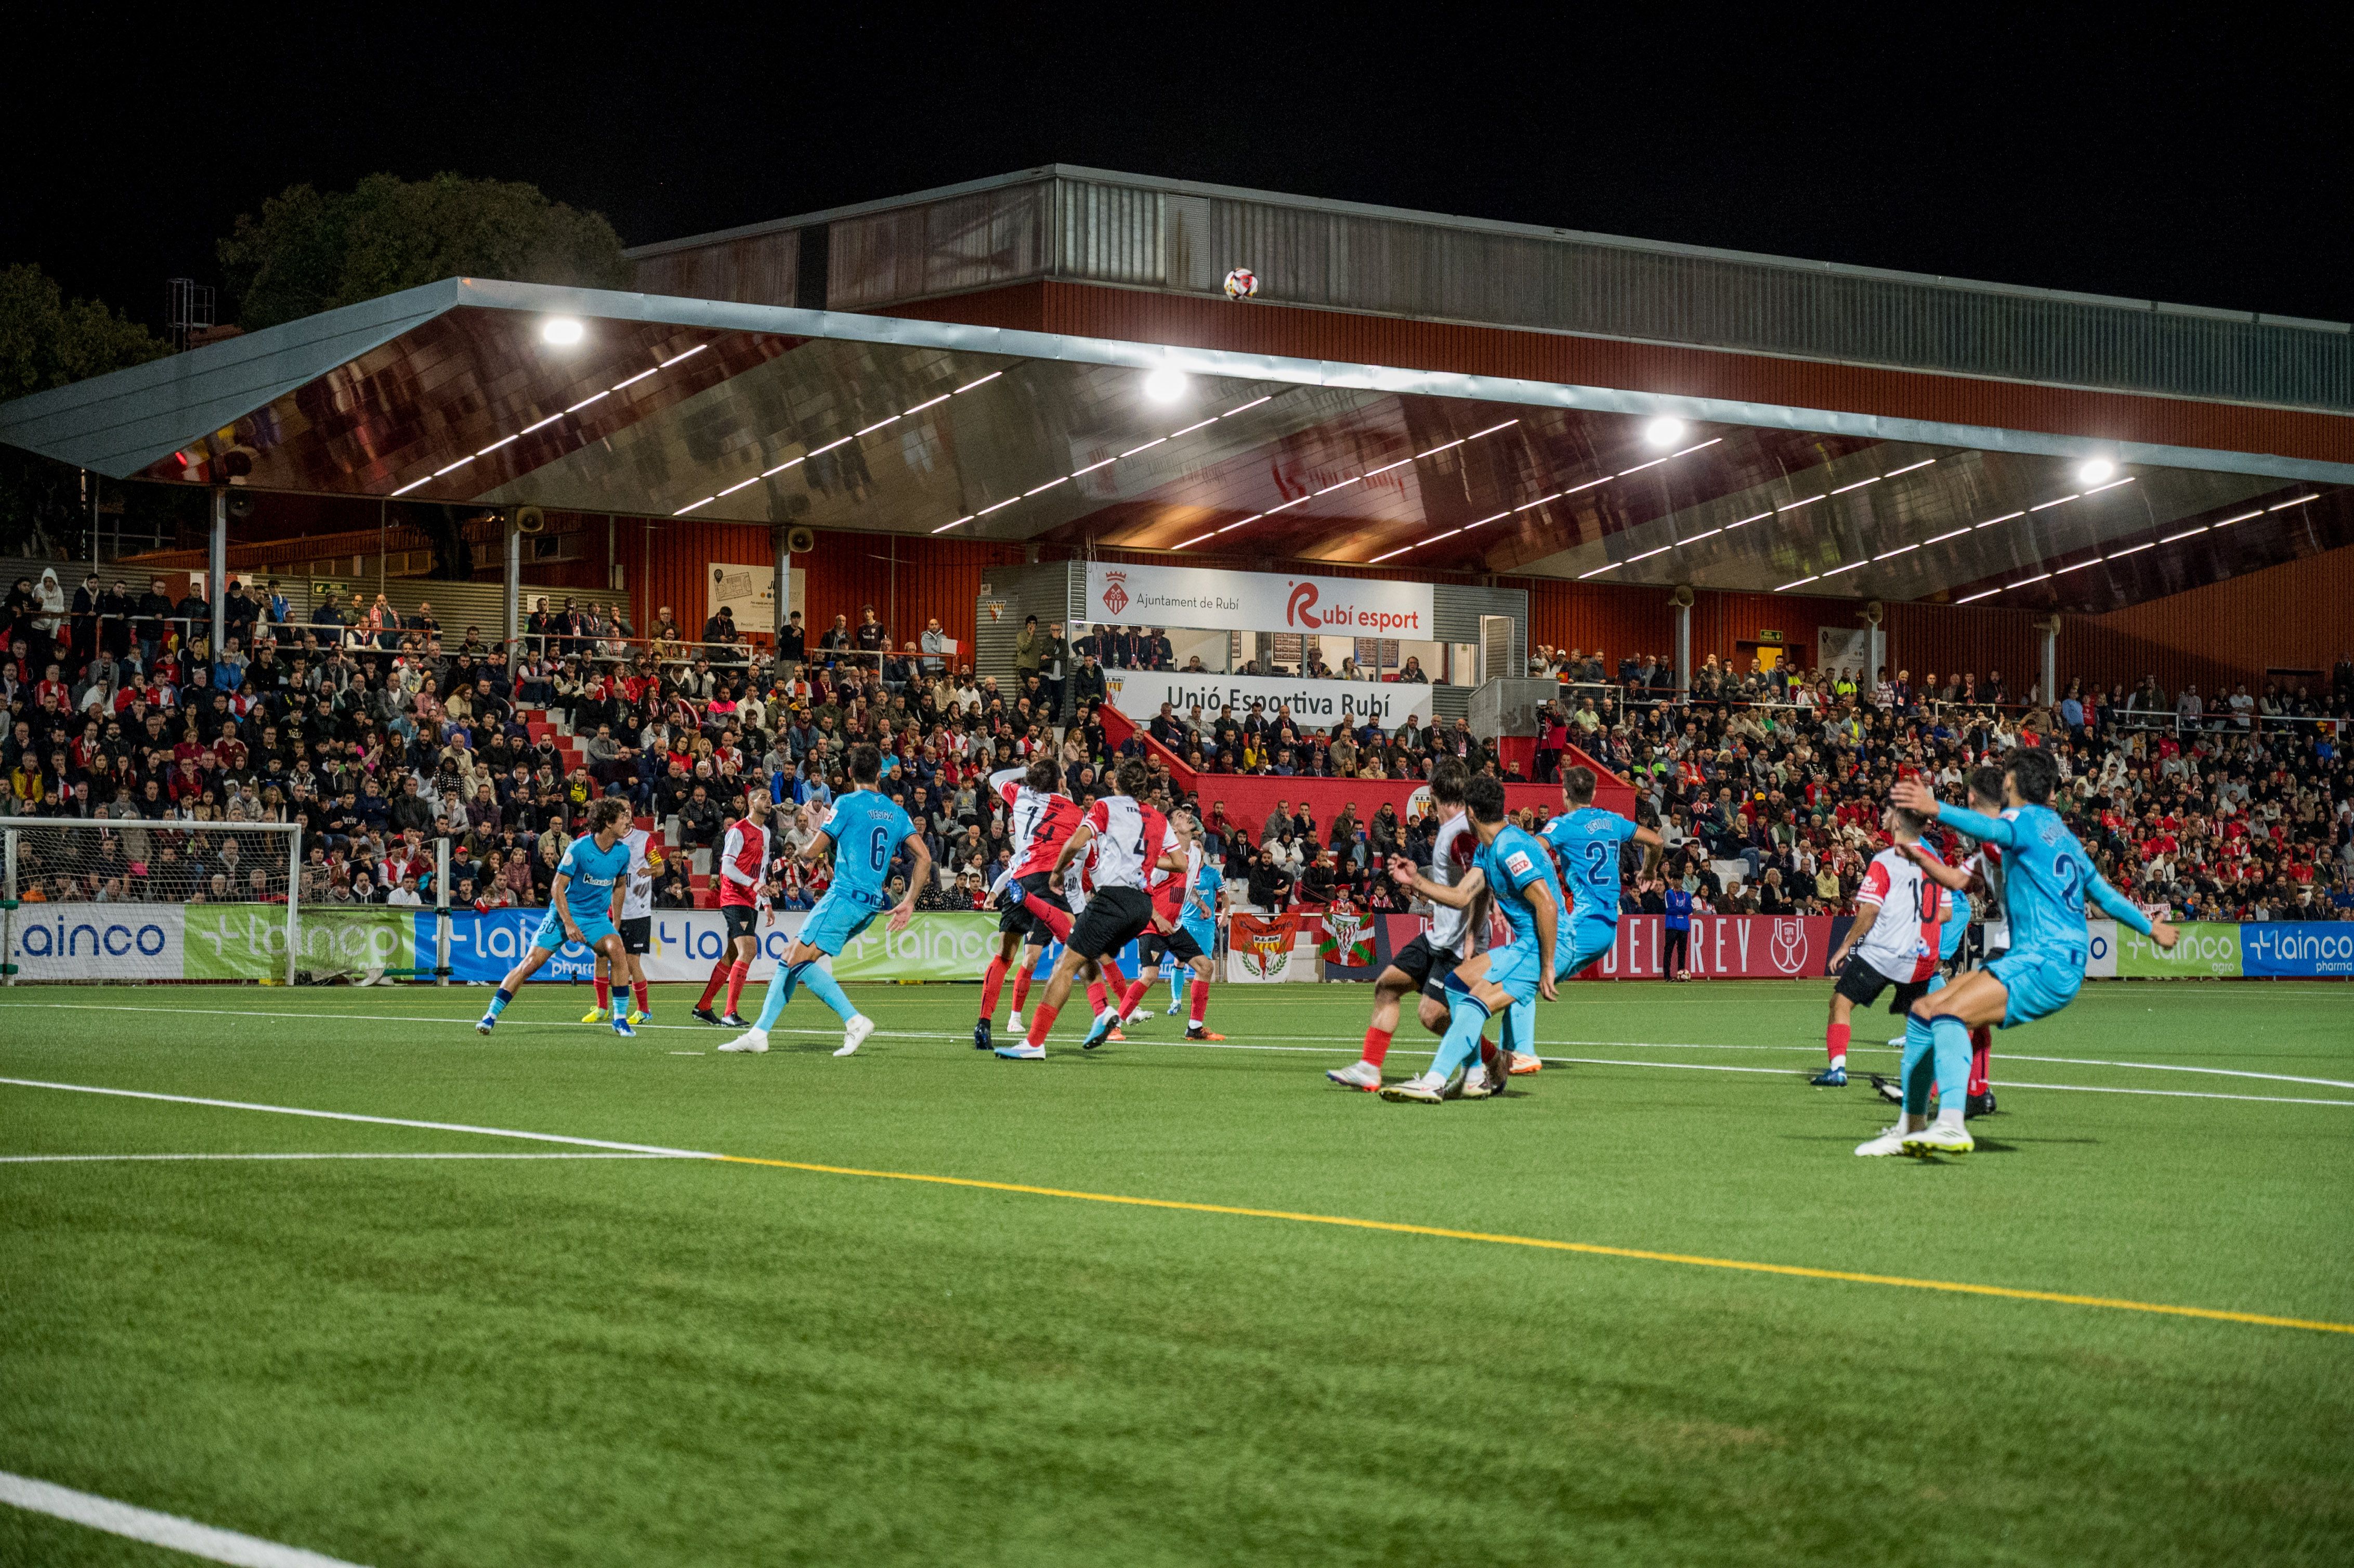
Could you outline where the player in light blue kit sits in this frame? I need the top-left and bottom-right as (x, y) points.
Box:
(1500, 765), (1663, 1076)
(477, 796), (638, 1038)
(723, 744), (931, 1059)
(1167, 849), (1224, 1018)
(1878, 749), (2177, 1156)
(1379, 774), (1567, 1103)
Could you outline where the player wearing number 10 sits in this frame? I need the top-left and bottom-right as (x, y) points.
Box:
(723, 745), (931, 1059)
(1876, 749), (2179, 1158)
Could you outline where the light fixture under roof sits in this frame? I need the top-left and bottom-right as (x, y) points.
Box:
(540, 317), (584, 346)
(2077, 456), (2117, 486)
(1642, 416), (1686, 448)
(1143, 367), (1189, 403)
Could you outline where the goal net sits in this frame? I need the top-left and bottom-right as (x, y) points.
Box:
(0, 817), (400, 985)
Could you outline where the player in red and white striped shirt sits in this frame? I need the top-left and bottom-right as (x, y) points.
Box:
(975, 759), (1082, 1051)
(1815, 802), (1944, 1086)
(693, 793), (773, 1027)
(994, 759), (1180, 1059)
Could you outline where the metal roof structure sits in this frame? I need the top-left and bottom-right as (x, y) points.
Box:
(1, 275), (2347, 617)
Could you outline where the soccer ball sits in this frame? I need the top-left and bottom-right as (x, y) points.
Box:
(1222, 267), (1259, 302)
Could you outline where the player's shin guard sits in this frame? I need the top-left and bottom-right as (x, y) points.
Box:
(486, 986), (515, 1018)
(1929, 1015), (1972, 1123)
(1901, 1015), (1938, 1116)
(1022, 894), (1072, 943)
(1189, 977), (1211, 1027)
(1010, 964), (1033, 1013)
(594, 974), (611, 1011)
(797, 962), (859, 1025)
(1086, 979), (1107, 1017)
(724, 961), (750, 1016)
(697, 959), (731, 1010)
(631, 982), (649, 1014)
(1361, 1025), (1393, 1068)
(1825, 1020), (1850, 1068)
(1118, 978), (1148, 1018)
(1026, 1002), (1059, 1048)
(979, 956), (1008, 1020)
(1967, 1026), (1992, 1096)
(1506, 997), (1535, 1057)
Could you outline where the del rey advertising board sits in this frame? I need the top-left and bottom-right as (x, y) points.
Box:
(1082, 561), (1434, 636)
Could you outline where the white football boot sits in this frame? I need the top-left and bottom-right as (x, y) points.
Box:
(834, 1015), (877, 1057)
(718, 1029), (769, 1053)
(1379, 1072), (1449, 1104)
(1854, 1126), (1911, 1157)
(1325, 1059), (1383, 1092)
(1006, 1009), (1024, 1031)
(1901, 1121), (1976, 1158)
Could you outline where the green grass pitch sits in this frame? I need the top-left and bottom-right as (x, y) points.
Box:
(2, 979), (2350, 1566)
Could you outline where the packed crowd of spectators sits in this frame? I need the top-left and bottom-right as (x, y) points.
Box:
(5, 561), (2349, 926)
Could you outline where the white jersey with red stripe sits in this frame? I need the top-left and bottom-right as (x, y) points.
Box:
(717, 817), (770, 910)
(1081, 794), (1175, 891)
(619, 828), (659, 921)
(1855, 843), (1944, 983)
(994, 767), (1083, 881)
(1425, 811), (1480, 954)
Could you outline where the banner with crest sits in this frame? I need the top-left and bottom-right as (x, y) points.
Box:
(1225, 912), (1313, 983)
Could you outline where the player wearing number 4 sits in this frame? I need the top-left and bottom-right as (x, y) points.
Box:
(1861, 751), (2178, 1158)
(722, 745), (931, 1058)
(478, 796), (638, 1037)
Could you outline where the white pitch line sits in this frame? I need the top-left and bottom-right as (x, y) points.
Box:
(0, 1469), (367, 1567)
(0, 1078), (717, 1157)
(0, 1152), (697, 1164)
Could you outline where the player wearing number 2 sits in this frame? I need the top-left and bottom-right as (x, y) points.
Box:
(1520, 765), (1662, 1074)
(722, 745), (930, 1058)
(1871, 749), (2178, 1157)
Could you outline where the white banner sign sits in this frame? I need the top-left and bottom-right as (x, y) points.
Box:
(1104, 670), (1431, 728)
(1082, 561), (1434, 636)
(705, 564), (805, 632)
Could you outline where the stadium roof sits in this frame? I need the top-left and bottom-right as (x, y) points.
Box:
(1, 275), (2348, 615)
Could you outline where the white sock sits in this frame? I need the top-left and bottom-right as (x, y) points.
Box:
(1828, 1054), (1846, 1070)
(1936, 1106), (1966, 1130)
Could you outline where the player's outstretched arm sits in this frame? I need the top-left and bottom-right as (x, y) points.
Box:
(2084, 864), (2168, 944)
(1893, 779), (2015, 847)
(1390, 854), (1486, 910)
(1530, 882), (1561, 1001)
(890, 832), (932, 933)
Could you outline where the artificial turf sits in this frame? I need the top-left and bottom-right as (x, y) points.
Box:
(1, 979), (2350, 1566)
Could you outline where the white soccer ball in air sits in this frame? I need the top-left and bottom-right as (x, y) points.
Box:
(1222, 268), (1259, 302)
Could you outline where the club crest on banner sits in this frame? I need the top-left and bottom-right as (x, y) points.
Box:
(1230, 912), (1300, 981)
(1317, 909), (1374, 967)
(1099, 570), (1131, 616)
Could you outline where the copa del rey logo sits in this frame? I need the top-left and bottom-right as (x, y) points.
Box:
(1100, 571), (1130, 616)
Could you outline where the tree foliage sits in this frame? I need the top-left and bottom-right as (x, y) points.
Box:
(219, 172), (635, 329)
(0, 265), (177, 557)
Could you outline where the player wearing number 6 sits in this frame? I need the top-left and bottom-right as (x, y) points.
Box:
(723, 745), (930, 1059)
(1871, 750), (2178, 1158)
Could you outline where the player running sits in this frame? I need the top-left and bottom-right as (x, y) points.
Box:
(1871, 749), (2178, 1157)
(994, 759), (1180, 1060)
(693, 793), (774, 1028)
(583, 822), (661, 1027)
(722, 746), (930, 1058)
(1812, 802), (1946, 1088)
(976, 759), (1080, 1052)
(478, 797), (637, 1037)
(1326, 762), (1476, 1092)
(1377, 774), (1568, 1103)
(1521, 765), (1661, 1074)
(1119, 808), (1224, 1042)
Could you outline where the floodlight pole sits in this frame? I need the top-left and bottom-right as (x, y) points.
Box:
(210, 488), (229, 654)
(1673, 599), (1692, 696)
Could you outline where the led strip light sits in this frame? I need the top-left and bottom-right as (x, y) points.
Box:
(940, 394), (1281, 537)
(1771, 469), (2148, 593)
(1584, 450), (1939, 584)
(389, 345), (712, 498)
(1178, 419), (1528, 556)
(1360, 433), (1722, 566)
(1951, 493), (2317, 603)
(675, 370), (1018, 518)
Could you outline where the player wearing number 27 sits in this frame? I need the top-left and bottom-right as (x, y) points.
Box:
(724, 744), (931, 1058)
(1873, 749), (2178, 1158)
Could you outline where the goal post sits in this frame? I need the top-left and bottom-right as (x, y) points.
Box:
(1, 817), (309, 986)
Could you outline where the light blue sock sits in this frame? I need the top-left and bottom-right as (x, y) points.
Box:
(1930, 1016), (1972, 1109)
(753, 962), (803, 1032)
(1506, 998), (1536, 1057)
(1172, 971), (1187, 1006)
(796, 962), (860, 1025)
(1901, 1014), (1937, 1115)
(486, 986), (514, 1018)
(1430, 991), (1491, 1081)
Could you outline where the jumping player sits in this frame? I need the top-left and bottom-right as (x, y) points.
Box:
(1877, 763), (2004, 1117)
(1378, 774), (1567, 1103)
(693, 793), (774, 1027)
(722, 745), (930, 1057)
(977, 759), (1079, 1051)
(1120, 809), (1224, 1042)
(584, 821), (661, 1026)
(1812, 802), (1945, 1088)
(1871, 750), (2178, 1156)
(1521, 765), (1661, 1074)
(478, 797), (637, 1038)
(1326, 762), (1476, 1091)
(995, 759), (1179, 1059)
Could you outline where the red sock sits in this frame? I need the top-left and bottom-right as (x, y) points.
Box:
(1119, 979), (1147, 1017)
(1189, 982), (1210, 1027)
(979, 956), (1008, 1020)
(724, 960), (750, 1015)
(1968, 1026), (1992, 1096)
(632, 982), (649, 1013)
(1362, 1025), (1392, 1067)
(1099, 958), (1128, 995)
(1087, 980), (1107, 1017)
(1826, 1021), (1850, 1063)
(594, 975), (611, 1010)
(1026, 1001), (1058, 1048)
(1023, 894), (1072, 942)
(1011, 965), (1032, 1012)
(697, 959), (730, 1009)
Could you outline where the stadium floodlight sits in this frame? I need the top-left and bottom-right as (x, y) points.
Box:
(2077, 457), (2117, 486)
(1643, 416), (1686, 448)
(541, 317), (585, 346)
(1143, 368), (1189, 403)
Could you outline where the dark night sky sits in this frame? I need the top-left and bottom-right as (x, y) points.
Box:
(6, 10), (2348, 333)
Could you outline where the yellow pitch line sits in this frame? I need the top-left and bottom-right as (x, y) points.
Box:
(712, 1154), (2354, 1336)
